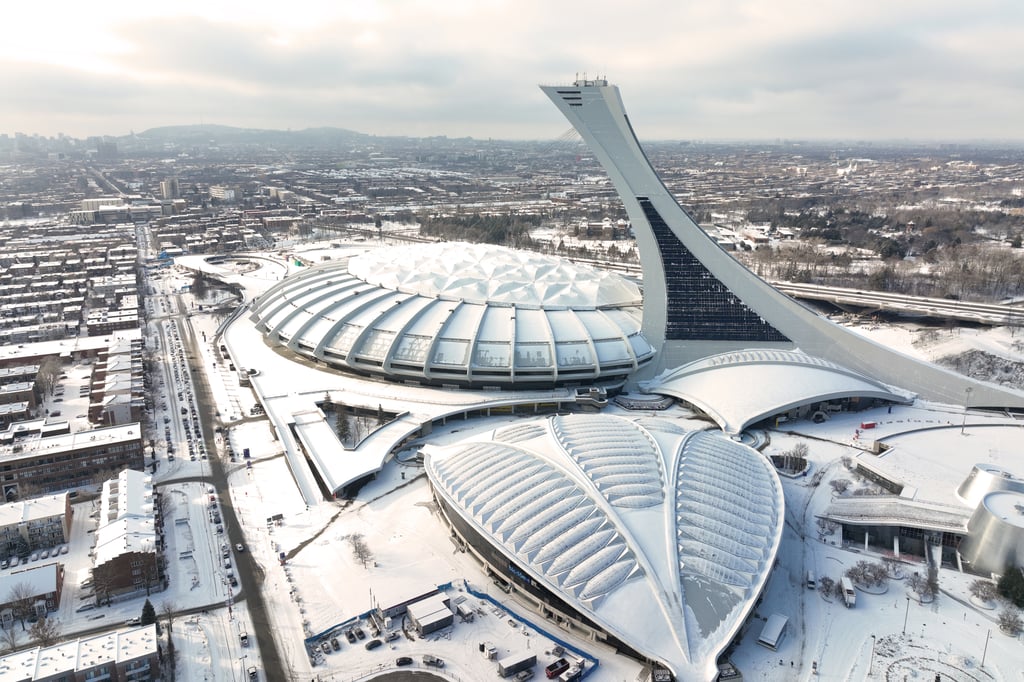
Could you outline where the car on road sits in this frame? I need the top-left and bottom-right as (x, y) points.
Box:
(236, 543), (245, 552)
(247, 666), (258, 681)
(364, 639), (382, 651)
(396, 657), (413, 666)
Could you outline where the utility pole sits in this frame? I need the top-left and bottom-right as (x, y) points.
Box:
(960, 387), (972, 435)
(981, 628), (991, 668)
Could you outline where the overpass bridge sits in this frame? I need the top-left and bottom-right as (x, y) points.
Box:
(774, 281), (1024, 327)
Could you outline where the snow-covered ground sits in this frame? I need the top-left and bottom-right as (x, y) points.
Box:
(126, 247), (1024, 681)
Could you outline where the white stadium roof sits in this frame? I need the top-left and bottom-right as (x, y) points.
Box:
(349, 242), (640, 308)
(424, 414), (784, 681)
(646, 349), (915, 435)
(250, 242), (653, 388)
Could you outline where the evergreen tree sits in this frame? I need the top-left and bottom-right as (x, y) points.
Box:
(998, 565), (1024, 607)
(141, 599), (157, 626)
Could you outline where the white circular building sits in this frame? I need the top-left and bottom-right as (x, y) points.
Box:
(424, 413), (785, 681)
(250, 242), (654, 388)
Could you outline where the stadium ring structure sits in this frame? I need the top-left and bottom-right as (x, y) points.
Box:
(424, 413), (785, 681)
(250, 242), (655, 389)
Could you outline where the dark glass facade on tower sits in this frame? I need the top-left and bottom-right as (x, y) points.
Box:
(638, 198), (789, 343)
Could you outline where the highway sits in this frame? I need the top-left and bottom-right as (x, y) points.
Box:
(773, 281), (1024, 326)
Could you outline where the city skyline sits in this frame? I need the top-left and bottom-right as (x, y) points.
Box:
(3, 1), (1024, 142)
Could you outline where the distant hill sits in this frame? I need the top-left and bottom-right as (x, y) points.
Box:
(129, 124), (372, 148)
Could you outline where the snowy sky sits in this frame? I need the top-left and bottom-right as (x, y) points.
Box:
(4, 0), (1024, 141)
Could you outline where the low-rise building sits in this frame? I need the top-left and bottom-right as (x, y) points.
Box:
(91, 470), (162, 601)
(0, 493), (71, 559)
(0, 623), (161, 680)
(0, 562), (64, 626)
(0, 423), (144, 499)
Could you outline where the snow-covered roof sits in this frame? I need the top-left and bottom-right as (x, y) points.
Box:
(0, 494), (67, 528)
(0, 563), (59, 602)
(424, 413), (784, 681)
(93, 469), (157, 566)
(646, 349), (914, 435)
(349, 242), (640, 308)
(249, 243), (653, 388)
(0, 624), (160, 680)
(93, 516), (156, 566)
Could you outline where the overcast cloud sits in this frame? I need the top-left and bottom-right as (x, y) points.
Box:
(3, 0), (1024, 141)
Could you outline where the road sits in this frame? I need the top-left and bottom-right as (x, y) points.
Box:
(173, 296), (289, 682)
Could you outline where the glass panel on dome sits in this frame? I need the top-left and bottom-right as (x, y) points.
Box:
(595, 339), (631, 363)
(473, 342), (511, 368)
(514, 343), (552, 368)
(358, 329), (395, 361)
(433, 339), (470, 366)
(556, 342), (593, 368)
(393, 334), (432, 363)
(326, 323), (363, 354)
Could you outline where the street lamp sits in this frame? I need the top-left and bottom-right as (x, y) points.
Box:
(981, 628), (991, 669)
(960, 387), (972, 435)
(902, 596), (910, 635)
(868, 634), (876, 675)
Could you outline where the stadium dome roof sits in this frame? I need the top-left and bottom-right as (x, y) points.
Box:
(424, 414), (784, 681)
(249, 242), (654, 388)
(647, 349), (914, 435)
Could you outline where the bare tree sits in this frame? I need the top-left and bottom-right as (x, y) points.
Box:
(348, 533), (374, 568)
(908, 571), (938, 602)
(141, 554), (166, 596)
(0, 624), (20, 653)
(160, 600), (178, 636)
(28, 617), (61, 647)
(35, 356), (62, 397)
(830, 479), (851, 495)
(846, 561), (887, 588)
(882, 556), (903, 579)
(161, 600), (178, 677)
(998, 607), (1022, 635)
(817, 576), (835, 597)
(91, 566), (116, 607)
(969, 579), (999, 603)
(6, 582), (36, 631)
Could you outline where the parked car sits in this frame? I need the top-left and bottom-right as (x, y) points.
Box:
(330, 637), (340, 651)
(396, 656), (413, 666)
(354, 627), (366, 640)
(345, 629), (357, 644)
(364, 639), (382, 651)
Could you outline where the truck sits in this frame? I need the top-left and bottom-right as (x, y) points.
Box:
(545, 658), (570, 679)
(840, 577), (856, 608)
(497, 652), (537, 678)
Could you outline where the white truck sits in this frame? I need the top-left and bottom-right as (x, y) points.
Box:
(840, 576), (856, 608)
